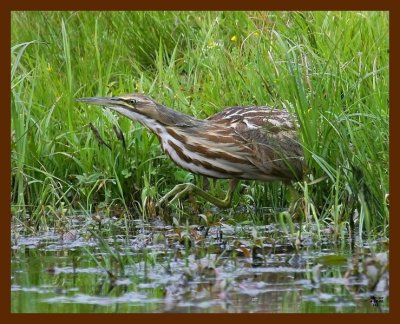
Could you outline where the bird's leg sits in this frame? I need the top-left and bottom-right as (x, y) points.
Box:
(157, 179), (239, 209)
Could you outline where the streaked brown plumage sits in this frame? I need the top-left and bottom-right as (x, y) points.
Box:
(77, 93), (304, 208)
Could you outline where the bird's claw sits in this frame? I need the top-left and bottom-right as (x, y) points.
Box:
(157, 183), (195, 208)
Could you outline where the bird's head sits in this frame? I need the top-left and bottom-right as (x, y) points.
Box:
(77, 93), (160, 121)
(78, 92), (201, 130)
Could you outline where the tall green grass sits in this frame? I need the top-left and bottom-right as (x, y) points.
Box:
(11, 11), (388, 235)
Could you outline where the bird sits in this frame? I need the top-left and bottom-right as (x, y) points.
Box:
(77, 93), (305, 209)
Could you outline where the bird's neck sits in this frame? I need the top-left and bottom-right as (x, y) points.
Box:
(154, 104), (202, 127)
(122, 103), (204, 141)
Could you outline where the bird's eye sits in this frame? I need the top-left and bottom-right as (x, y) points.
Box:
(129, 99), (137, 105)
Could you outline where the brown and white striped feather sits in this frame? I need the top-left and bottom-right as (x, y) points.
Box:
(154, 106), (304, 182)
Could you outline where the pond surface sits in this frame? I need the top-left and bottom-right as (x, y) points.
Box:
(11, 215), (389, 313)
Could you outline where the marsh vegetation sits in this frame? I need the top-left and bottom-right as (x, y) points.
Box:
(11, 11), (389, 313)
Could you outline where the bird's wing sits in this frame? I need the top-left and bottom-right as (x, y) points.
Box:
(209, 106), (304, 181)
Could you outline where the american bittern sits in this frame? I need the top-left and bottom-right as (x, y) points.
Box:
(77, 94), (304, 209)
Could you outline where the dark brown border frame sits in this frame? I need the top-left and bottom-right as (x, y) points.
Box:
(3, 0), (397, 322)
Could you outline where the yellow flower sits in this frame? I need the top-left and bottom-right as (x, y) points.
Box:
(254, 31), (259, 37)
(230, 35), (238, 42)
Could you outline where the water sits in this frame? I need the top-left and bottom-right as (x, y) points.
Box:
(11, 216), (389, 313)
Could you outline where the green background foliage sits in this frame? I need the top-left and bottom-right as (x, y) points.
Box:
(11, 11), (388, 234)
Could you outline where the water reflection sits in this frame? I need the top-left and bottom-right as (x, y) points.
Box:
(11, 217), (389, 313)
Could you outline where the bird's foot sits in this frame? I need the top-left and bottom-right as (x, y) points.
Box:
(157, 181), (237, 210)
(157, 183), (196, 208)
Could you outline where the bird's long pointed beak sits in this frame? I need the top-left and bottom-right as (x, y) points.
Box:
(76, 96), (118, 106)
